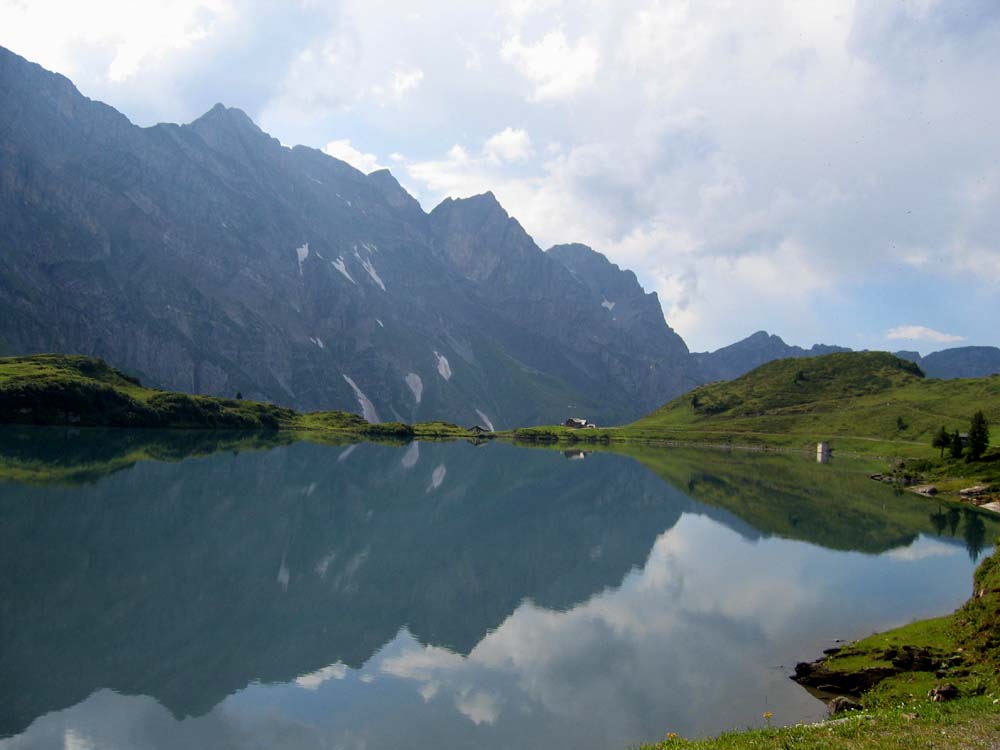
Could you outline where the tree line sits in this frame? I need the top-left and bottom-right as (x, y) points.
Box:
(931, 410), (990, 460)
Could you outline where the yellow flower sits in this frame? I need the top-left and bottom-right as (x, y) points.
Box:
(763, 711), (774, 720)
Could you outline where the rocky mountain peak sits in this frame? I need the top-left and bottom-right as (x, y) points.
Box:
(428, 192), (537, 283)
(367, 169), (423, 216)
(548, 243), (643, 299)
(187, 102), (280, 160)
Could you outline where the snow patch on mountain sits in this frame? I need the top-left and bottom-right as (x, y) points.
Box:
(332, 256), (355, 284)
(342, 374), (380, 423)
(475, 409), (495, 432)
(405, 373), (423, 404)
(427, 464), (447, 492)
(362, 242), (378, 253)
(401, 441), (420, 469)
(313, 552), (338, 579)
(310, 337), (325, 349)
(434, 351), (452, 380)
(601, 298), (616, 311)
(357, 254), (386, 291)
(337, 445), (357, 463)
(277, 555), (290, 591)
(376, 319), (384, 328)
(296, 243), (310, 275)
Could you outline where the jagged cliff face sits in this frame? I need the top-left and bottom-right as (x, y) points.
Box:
(0, 46), (700, 427)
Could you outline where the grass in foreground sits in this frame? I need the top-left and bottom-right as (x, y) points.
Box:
(643, 699), (1000, 750)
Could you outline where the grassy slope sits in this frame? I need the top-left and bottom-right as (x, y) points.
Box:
(0, 354), (487, 439)
(513, 352), (1000, 460)
(641, 546), (1000, 750)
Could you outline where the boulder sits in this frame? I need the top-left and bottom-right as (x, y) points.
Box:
(959, 485), (989, 496)
(828, 696), (863, 715)
(928, 683), (959, 702)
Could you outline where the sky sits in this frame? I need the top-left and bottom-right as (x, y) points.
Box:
(1, 0), (998, 353)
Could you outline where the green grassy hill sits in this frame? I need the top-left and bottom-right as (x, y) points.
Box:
(631, 351), (1000, 456)
(515, 352), (1000, 460)
(0, 354), (478, 439)
(0, 354), (303, 430)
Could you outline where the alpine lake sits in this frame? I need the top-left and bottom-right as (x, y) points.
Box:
(1, 427), (997, 750)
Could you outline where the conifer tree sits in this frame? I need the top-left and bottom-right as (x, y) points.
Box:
(967, 410), (990, 460)
(931, 425), (951, 458)
(950, 429), (964, 459)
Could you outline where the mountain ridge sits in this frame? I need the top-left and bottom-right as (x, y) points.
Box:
(0, 45), (698, 427)
(0, 44), (995, 427)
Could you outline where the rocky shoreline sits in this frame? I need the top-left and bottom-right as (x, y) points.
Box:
(869, 471), (1000, 512)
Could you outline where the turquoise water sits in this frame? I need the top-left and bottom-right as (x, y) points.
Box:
(0, 430), (994, 749)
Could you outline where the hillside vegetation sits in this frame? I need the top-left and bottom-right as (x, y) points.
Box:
(516, 352), (1000, 459)
(0, 355), (479, 439)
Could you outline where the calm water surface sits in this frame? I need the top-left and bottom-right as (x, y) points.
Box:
(0, 428), (996, 750)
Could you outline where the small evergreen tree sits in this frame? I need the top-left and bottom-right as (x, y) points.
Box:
(896, 416), (907, 431)
(931, 425), (951, 458)
(949, 429), (964, 459)
(967, 410), (990, 460)
(236, 391), (243, 401)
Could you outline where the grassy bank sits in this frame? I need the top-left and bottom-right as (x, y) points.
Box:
(641, 545), (1000, 749)
(0, 355), (489, 440)
(512, 352), (1000, 500)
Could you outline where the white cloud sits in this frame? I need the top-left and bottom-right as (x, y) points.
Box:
(484, 127), (533, 163)
(887, 536), (963, 562)
(295, 662), (348, 690)
(368, 66), (425, 105)
(5, 0), (1000, 349)
(501, 30), (599, 100)
(323, 139), (385, 174)
(389, 66), (425, 99)
(0, 0), (234, 83)
(454, 689), (502, 725)
(885, 325), (966, 344)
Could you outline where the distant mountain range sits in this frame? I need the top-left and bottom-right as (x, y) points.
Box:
(0, 46), (996, 427)
(891, 347), (1000, 380)
(694, 332), (1000, 383)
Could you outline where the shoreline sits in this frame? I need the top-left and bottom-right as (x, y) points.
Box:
(640, 545), (1000, 749)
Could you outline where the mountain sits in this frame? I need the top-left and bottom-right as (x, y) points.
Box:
(695, 332), (1000, 384)
(0, 46), (701, 428)
(692, 331), (850, 382)
(894, 346), (1000, 379)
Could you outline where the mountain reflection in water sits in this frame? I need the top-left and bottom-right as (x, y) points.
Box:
(0, 429), (995, 749)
